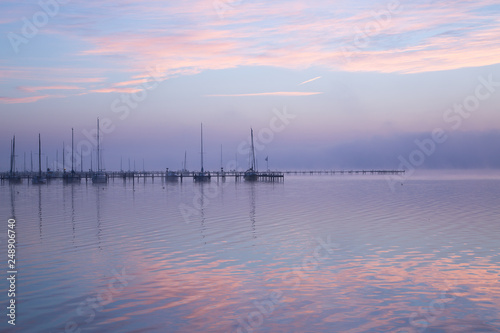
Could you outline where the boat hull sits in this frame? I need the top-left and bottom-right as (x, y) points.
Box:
(166, 171), (180, 181)
(63, 174), (82, 183)
(8, 175), (22, 184)
(193, 172), (211, 182)
(244, 169), (258, 181)
(92, 172), (108, 184)
(32, 176), (46, 184)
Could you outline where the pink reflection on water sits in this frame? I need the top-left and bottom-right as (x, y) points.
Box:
(100, 246), (500, 332)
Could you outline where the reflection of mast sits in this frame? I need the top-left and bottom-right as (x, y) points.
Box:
(38, 186), (43, 241)
(200, 185), (206, 245)
(96, 187), (102, 250)
(71, 184), (76, 244)
(10, 185), (15, 219)
(249, 183), (257, 239)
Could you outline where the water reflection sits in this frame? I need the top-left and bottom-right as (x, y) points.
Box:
(199, 183), (207, 245)
(2, 175), (500, 332)
(38, 185), (42, 241)
(96, 185), (102, 250)
(71, 184), (76, 244)
(248, 183), (257, 240)
(9, 183), (15, 219)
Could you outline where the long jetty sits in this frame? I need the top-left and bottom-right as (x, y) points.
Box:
(1, 169), (404, 183)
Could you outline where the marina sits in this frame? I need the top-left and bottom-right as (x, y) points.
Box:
(2, 119), (405, 184)
(0, 169), (405, 183)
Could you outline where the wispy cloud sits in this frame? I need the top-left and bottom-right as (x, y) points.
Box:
(205, 91), (323, 97)
(66, 0), (499, 79)
(299, 76), (321, 85)
(113, 79), (149, 87)
(1, 0), (500, 103)
(91, 87), (144, 94)
(0, 95), (52, 104)
(17, 85), (83, 93)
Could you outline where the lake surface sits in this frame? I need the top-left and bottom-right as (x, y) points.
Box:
(1, 170), (500, 332)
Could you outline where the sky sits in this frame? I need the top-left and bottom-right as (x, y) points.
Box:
(1, 0), (500, 172)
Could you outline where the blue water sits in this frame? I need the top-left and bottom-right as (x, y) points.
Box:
(1, 171), (500, 332)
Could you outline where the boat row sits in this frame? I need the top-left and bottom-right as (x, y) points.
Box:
(6, 121), (263, 184)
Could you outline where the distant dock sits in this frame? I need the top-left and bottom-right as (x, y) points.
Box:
(0, 170), (285, 183)
(1, 169), (405, 184)
(282, 169), (405, 175)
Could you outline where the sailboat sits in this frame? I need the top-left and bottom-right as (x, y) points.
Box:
(8, 136), (22, 183)
(181, 150), (190, 176)
(193, 123), (211, 181)
(92, 118), (108, 184)
(63, 128), (81, 183)
(244, 128), (258, 181)
(165, 167), (180, 180)
(32, 134), (46, 184)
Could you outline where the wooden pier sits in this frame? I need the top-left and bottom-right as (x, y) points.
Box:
(1, 169), (405, 184)
(0, 170), (286, 183)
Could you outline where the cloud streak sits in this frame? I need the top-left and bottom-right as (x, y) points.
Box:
(1, 0), (500, 103)
(299, 76), (322, 85)
(0, 95), (52, 104)
(205, 91), (323, 97)
(17, 85), (83, 93)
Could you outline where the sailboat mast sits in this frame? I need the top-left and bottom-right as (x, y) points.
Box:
(250, 128), (256, 170)
(97, 118), (100, 172)
(71, 128), (74, 172)
(10, 137), (13, 175)
(38, 134), (42, 178)
(200, 123), (204, 173)
(63, 142), (65, 171)
(184, 151), (187, 171)
(13, 136), (16, 174)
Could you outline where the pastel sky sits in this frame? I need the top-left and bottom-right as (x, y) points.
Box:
(1, 0), (500, 171)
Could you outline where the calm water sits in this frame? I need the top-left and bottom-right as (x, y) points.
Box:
(1, 171), (500, 333)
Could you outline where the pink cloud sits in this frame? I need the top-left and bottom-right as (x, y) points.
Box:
(205, 91), (323, 97)
(113, 79), (149, 87)
(2, 0), (500, 106)
(18, 85), (83, 93)
(0, 95), (51, 104)
(91, 87), (144, 94)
